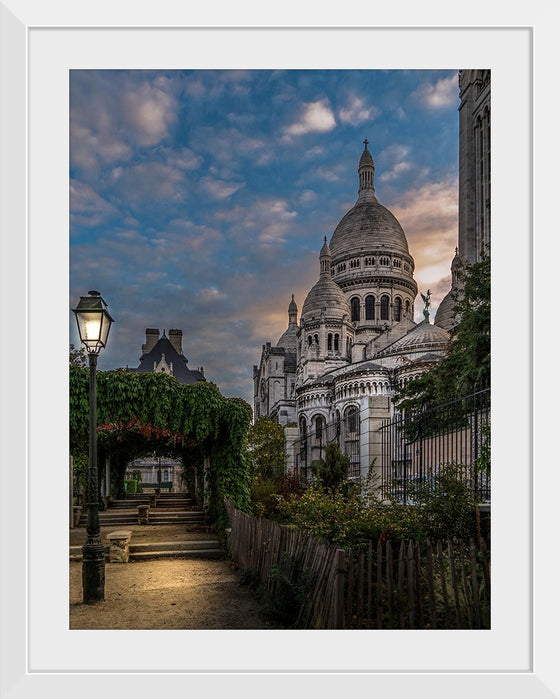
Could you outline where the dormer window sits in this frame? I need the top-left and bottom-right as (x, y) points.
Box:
(379, 256), (390, 266)
(350, 258), (360, 269)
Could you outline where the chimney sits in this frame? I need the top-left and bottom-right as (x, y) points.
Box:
(168, 329), (183, 354)
(142, 328), (159, 354)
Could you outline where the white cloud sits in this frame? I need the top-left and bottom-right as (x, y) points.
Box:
(413, 74), (458, 109)
(70, 179), (118, 227)
(110, 163), (184, 203)
(283, 100), (336, 138)
(200, 176), (245, 200)
(338, 96), (380, 126)
(70, 73), (178, 172)
(120, 83), (177, 146)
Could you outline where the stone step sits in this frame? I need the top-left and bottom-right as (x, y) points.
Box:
(78, 515), (206, 526)
(70, 540), (224, 561)
(108, 500), (193, 508)
(129, 549), (225, 560)
(129, 540), (220, 553)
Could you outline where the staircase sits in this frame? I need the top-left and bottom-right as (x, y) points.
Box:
(69, 539), (225, 562)
(78, 492), (205, 527)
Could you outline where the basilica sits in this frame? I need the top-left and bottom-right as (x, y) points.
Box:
(253, 141), (451, 479)
(253, 70), (490, 481)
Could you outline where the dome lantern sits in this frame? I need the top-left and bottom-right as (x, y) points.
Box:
(319, 236), (332, 276)
(358, 138), (376, 202)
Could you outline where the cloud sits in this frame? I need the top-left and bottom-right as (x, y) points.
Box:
(70, 179), (118, 228)
(159, 147), (203, 171)
(200, 176), (245, 200)
(391, 180), (458, 295)
(70, 72), (178, 173)
(378, 145), (413, 183)
(413, 74), (458, 109)
(110, 163), (185, 204)
(338, 96), (380, 126)
(283, 100), (336, 138)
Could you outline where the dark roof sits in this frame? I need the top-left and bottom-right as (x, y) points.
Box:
(131, 336), (205, 384)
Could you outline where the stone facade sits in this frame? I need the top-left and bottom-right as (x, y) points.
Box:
(435, 69), (491, 331)
(254, 141), (450, 481)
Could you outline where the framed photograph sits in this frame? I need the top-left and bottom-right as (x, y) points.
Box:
(1, 2), (555, 697)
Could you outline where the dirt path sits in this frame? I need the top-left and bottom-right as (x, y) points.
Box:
(70, 558), (280, 629)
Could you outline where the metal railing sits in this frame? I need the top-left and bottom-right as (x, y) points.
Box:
(293, 409), (361, 481)
(379, 385), (490, 502)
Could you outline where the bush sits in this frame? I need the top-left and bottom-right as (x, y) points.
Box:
(276, 465), (480, 549)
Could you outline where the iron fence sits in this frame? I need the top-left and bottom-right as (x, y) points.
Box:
(379, 385), (490, 502)
(293, 408), (361, 481)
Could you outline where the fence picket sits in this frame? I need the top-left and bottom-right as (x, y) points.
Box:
(386, 540), (394, 629)
(448, 540), (462, 628)
(470, 539), (482, 628)
(398, 542), (405, 629)
(376, 538), (383, 629)
(407, 541), (415, 629)
(426, 540), (437, 629)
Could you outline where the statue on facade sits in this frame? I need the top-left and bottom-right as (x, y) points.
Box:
(421, 289), (431, 320)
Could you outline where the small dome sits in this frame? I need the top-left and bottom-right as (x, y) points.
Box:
(434, 290), (457, 331)
(288, 294), (298, 314)
(301, 275), (350, 322)
(377, 320), (450, 357)
(359, 145), (374, 168)
(276, 324), (299, 351)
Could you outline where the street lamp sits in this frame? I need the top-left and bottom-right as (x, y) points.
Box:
(72, 290), (114, 603)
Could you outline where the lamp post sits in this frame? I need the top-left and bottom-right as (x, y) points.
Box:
(72, 290), (114, 603)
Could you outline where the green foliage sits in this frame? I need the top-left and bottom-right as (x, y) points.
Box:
(310, 441), (350, 493)
(277, 465), (480, 550)
(394, 252), (490, 412)
(69, 366), (253, 523)
(247, 417), (287, 481)
(69, 343), (87, 367)
(251, 473), (304, 519)
(413, 465), (478, 542)
(266, 552), (316, 628)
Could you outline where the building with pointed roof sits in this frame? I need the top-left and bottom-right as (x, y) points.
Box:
(131, 328), (206, 384)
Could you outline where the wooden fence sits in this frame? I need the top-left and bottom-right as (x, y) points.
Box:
(224, 499), (490, 630)
(224, 499), (344, 628)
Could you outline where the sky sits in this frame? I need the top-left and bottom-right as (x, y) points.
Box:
(70, 69), (460, 408)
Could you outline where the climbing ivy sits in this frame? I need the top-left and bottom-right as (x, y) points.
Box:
(70, 367), (253, 524)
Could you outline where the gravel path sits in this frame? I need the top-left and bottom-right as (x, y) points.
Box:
(70, 558), (279, 629)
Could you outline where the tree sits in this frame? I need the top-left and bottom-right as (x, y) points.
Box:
(69, 343), (87, 367)
(394, 251), (490, 411)
(311, 441), (350, 493)
(247, 417), (287, 481)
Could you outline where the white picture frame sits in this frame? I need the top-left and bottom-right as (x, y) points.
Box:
(1, 1), (556, 697)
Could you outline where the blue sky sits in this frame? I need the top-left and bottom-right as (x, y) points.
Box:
(70, 69), (460, 407)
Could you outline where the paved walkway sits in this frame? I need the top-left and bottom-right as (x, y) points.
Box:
(69, 524), (281, 630)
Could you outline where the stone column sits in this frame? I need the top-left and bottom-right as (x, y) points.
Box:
(284, 426), (299, 473)
(137, 504), (149, 525)
(359, 395), (391, 492)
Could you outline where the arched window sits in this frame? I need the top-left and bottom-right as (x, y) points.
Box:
(334, 333), (339, 352)
(163, 470), (169, 482)
(365, 295), (375, 320)
(350, 297), (360, 322)
(307, 335), (312, 347)
(394, 297), (402, 322)
(327, 333), (332, 351)
(380, 295), (390, 320)
(405, 300), (410, 316)
(343, 406), (360, 478)
(313, 334), (319, 346)
(314, 415), (324, 444)
(346, 337), (351, 356)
